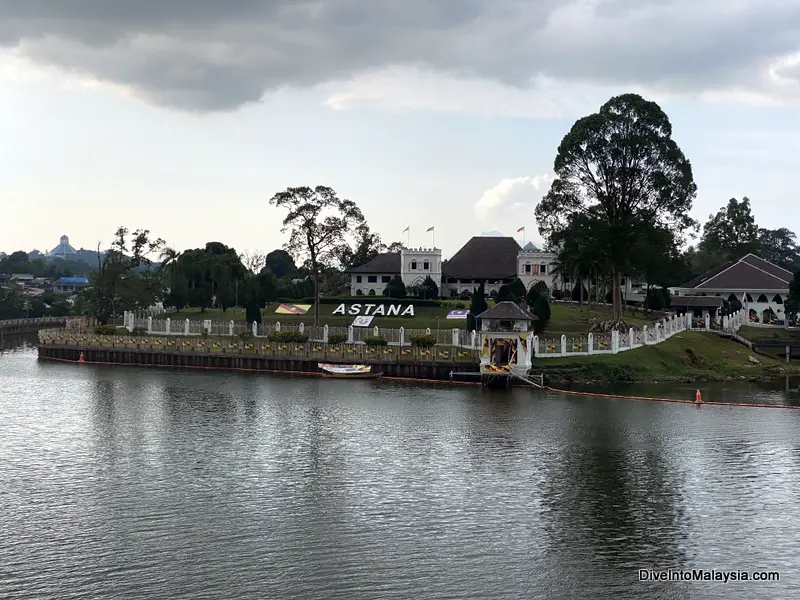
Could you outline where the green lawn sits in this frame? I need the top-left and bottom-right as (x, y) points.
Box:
(539, 331), (799, 383)
(739, 326), (800, 344)
(547, 303), (658, 334)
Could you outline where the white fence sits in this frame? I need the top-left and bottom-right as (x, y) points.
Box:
(115, 310), (748, 356)
(532, 310), (746, 358)
(118, 312), (466, 347)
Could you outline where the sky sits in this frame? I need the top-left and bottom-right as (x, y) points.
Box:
(1, 0), (799, 261)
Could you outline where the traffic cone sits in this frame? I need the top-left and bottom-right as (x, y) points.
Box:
(79, 352), (85, 363)
(695, 389), (702, 404)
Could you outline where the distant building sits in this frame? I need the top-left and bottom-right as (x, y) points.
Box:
(54, 276), (90, 294)
(346, 247), (443, 296)
(671, 253), (792, 324)
(47, 235), (79, 259)
(10, 273), (35, 282)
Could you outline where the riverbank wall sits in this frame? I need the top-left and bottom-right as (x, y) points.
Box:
(36, 329), (480, 381)
(0, 317), (69, 334)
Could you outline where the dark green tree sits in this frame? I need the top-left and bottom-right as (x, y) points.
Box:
(758, 228), (799, 271)
(90, 227), (165, 324)
(526, 281), (549, 308)
(383, 275), (407, 299)
(699, 197), (761, 262)
(786, 272), (800, 323)
(269, 186), (366, 325)
(630, 222), (683, 308)
(264, 249), (297, 279)
(467, 282), (488, 331)
(419, 276), (439, 299)
(531, 295), (551, 334)
(535, 93), (697, 326)
(509, 278), (526, 300)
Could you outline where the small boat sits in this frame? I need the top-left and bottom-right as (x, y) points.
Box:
(318, 363), (383, 379)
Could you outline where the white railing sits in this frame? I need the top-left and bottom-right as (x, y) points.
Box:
(532, 309), (747, 358)
(120, 311), (467, 347)
(0, 317), (69, 328)
(116, 309), (748, 356)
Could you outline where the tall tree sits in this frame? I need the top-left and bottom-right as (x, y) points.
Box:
(467, 282), (488, 332)
(758, 228), (799, 271)
(786, 272), (800, 324)
(91, 227), (165, 323)
(699, 197), (760, 262)
(629, 222), (683, 307)
(535, 93), (697, 326)
(269, 186), (366, 325)
(264, 249), (297, 279)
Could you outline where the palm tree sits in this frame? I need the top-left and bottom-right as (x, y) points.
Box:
(158, 247), (181, 294)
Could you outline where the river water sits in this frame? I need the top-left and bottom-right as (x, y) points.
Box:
(2, 338), (800, 599)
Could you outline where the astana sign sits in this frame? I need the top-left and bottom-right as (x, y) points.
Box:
(332, 303), (415, 317)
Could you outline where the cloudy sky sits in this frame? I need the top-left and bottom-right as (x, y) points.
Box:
(1, 0), (799, 259)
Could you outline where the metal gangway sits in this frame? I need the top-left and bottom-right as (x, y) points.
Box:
(508, 371), (544, 388)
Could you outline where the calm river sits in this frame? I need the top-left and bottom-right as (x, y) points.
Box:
(2, 337), (800, 599)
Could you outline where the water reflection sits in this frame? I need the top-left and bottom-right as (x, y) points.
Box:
(2, 347), (800, 599)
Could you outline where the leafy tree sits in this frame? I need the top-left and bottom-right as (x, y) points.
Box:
(509, 278), (526, 300)
(383, 275), (407, 299)
(496, 284), (516, 303)
(526, 281), (549, 308)
(531, 295), (551, 333)
(419, 275), (439, 299)
(269, 186), (367, 325)
(89, 227), (165, 323)
(629, 222), (683, 308)
(699, 197), (760, 262)
(786, 272), (800, 323)
(758, 228), (800, 271)
(264, 249), (297, 279)
(467, 282), (488, 331)
(244, 278), (263, 325)
(535, 93), (697, 326)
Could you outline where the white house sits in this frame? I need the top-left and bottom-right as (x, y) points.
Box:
(346, 247), (442, 296)
(671, 253), (792, 324)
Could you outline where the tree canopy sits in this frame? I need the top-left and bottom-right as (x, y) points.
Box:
(698, 197), (760, 263)
(535, 93), (697, 325)
(269, 185), (366, 325)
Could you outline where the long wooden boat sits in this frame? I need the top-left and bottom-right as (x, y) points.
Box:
(318, 363), (383, 379)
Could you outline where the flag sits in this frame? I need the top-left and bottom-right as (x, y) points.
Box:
(402, 226), (409, 233)
(517, 226), (525, 233)
(426, 226), (434, 232)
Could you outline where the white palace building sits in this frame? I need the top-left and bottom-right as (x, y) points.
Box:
(345, 235), (643, 299)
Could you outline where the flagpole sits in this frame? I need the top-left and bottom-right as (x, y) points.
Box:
(432, 228), (435, 248)
(407, 228), (410, 248)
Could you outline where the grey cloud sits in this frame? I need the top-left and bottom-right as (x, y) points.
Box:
(1, 0), (799, 111)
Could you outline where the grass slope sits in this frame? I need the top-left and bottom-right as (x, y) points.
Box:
(739, 326), (800, 344)
(539, 332), (799, 384)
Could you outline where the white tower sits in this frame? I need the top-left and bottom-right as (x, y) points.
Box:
(400, 247), (442, 292)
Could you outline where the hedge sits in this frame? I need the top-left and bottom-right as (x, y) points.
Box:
(364, 336), (388, 346)
(276, 296), (443, 308)
(267, 331), (309, 343)
(327, 333), (347, 344)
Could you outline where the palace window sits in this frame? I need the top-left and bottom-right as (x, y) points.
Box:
(540, 262), (547, 274)
(368, 289), (376, 295)
(368, 275), (377, 283)
(525, 263), (532, 274)
(356, 289), (363, 296)
(381, 276), (391, 283)
(356, 275), (362, 283)
(411, 261), (417, 270)
(423, 261), (429, 270)
(757, 294), (768, 303)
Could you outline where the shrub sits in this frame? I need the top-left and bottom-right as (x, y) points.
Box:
(364, 336), (388, 346)
(132, 327), (148, 335)
(238, 331), (253, 340)
(532, 295), (551, 334)
(383, 275), (407, 299)
(409, 333), (436, 348)
(453, 302), (466, 309)
(94, 324), (118, 335)
(268, 331), (309, 343)
(327, 333), (347, 344)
